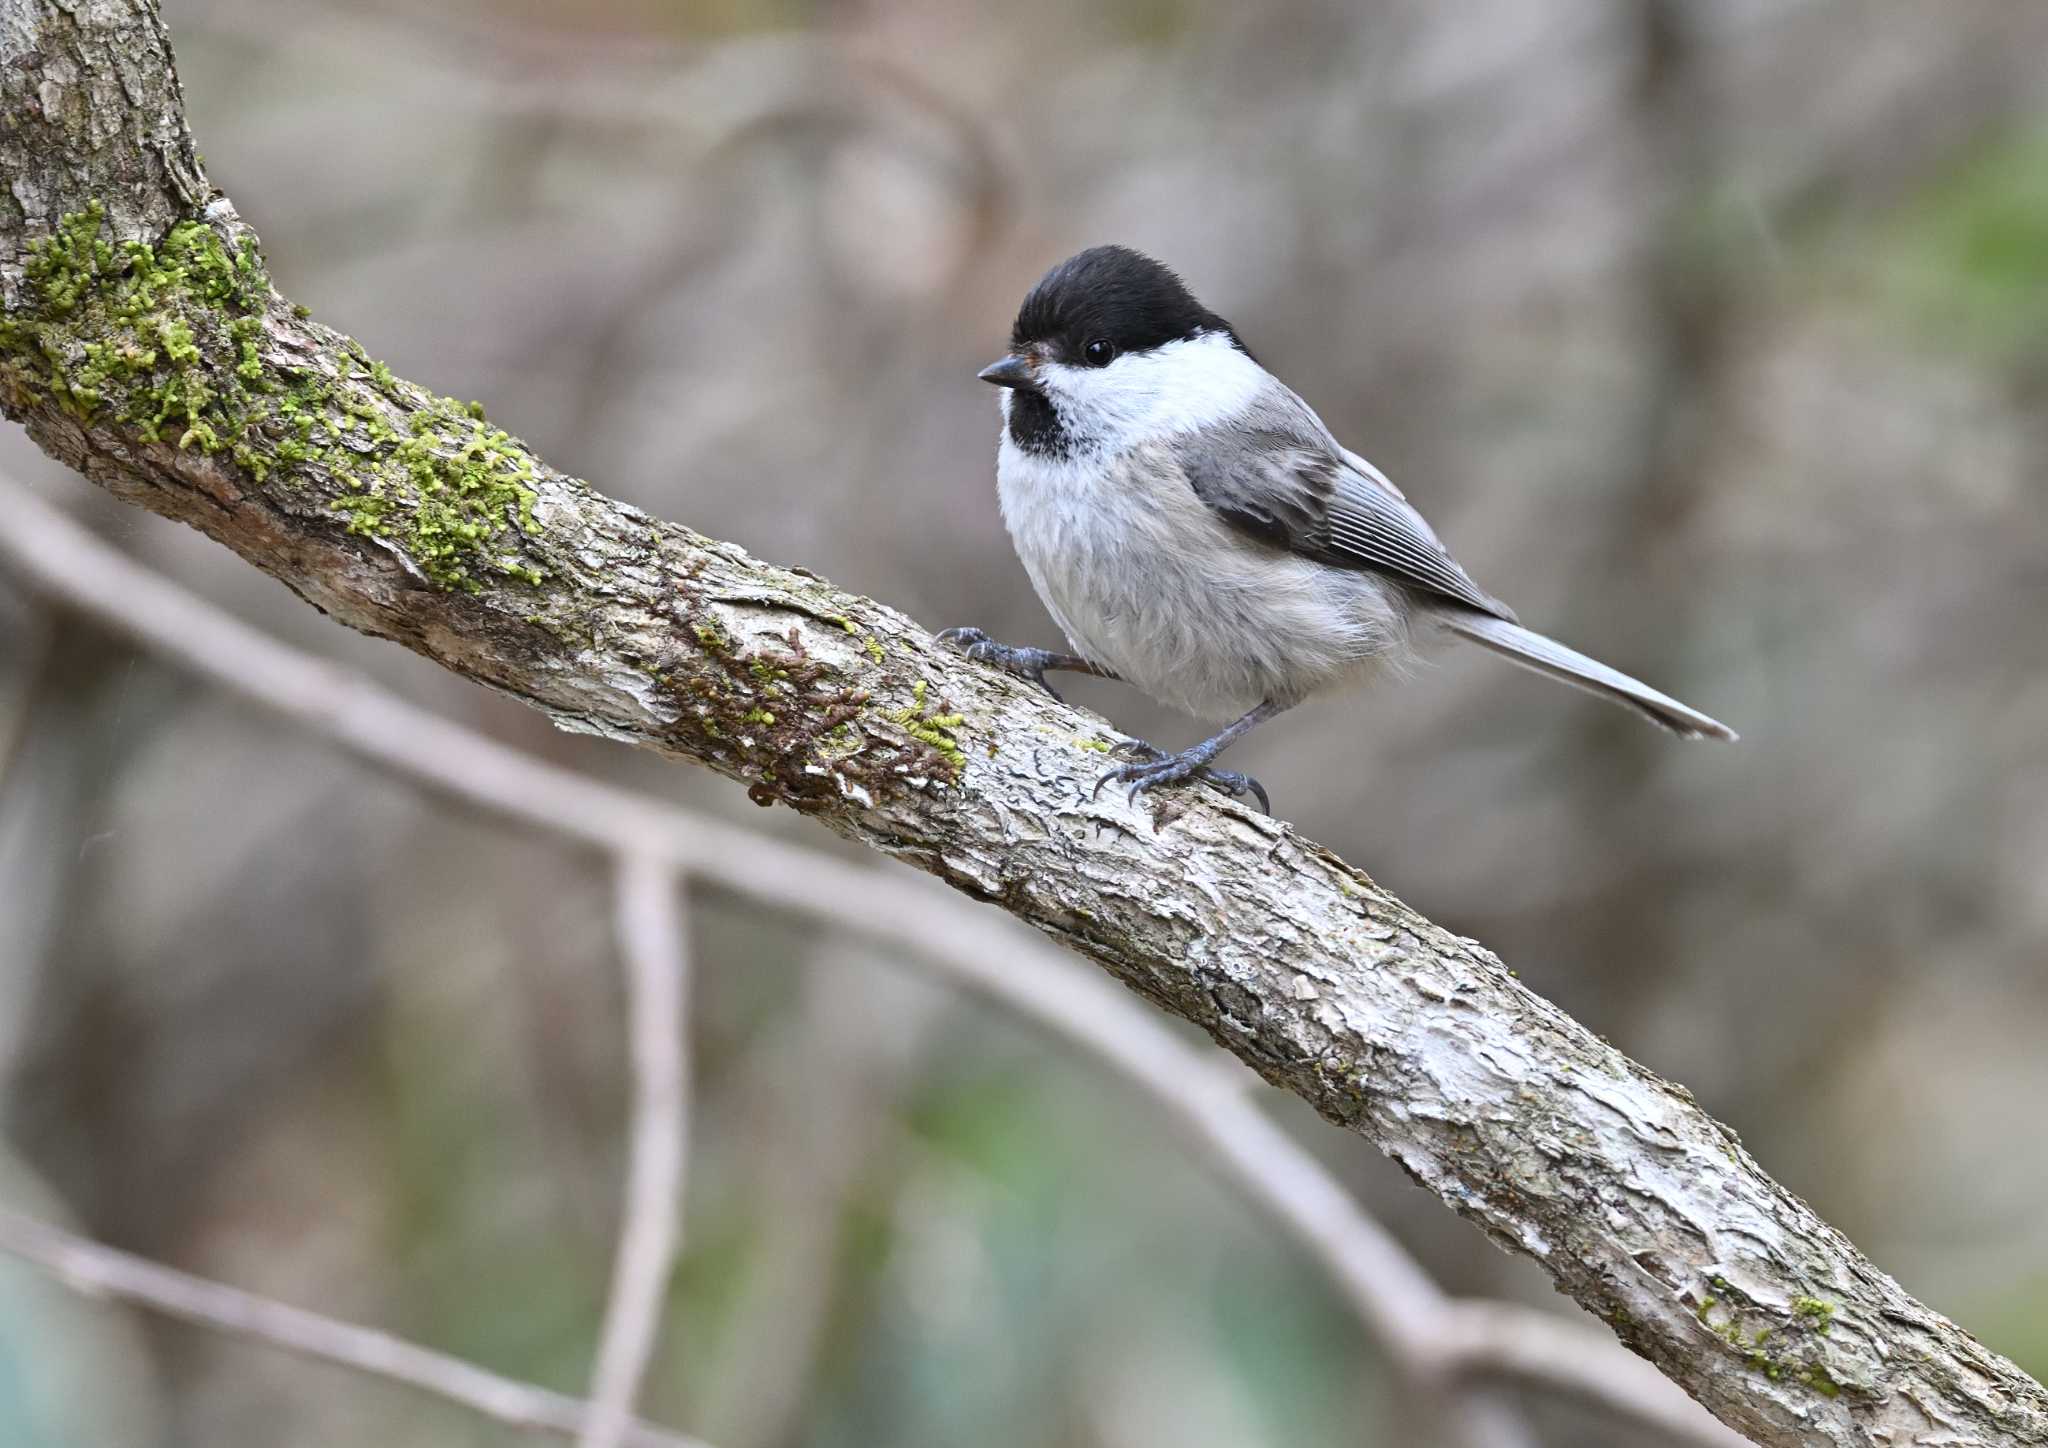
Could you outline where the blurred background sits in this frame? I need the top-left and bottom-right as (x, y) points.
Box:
(4, 0), (2048, 1443)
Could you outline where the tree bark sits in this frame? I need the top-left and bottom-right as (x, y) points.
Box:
(3, 4), (2043, 1445)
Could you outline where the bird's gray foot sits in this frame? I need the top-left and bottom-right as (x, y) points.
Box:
(939, 627), (1104, 704)
(1097, 738), (1271, 814)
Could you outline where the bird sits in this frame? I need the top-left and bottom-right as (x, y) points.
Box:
(941, 245), (1735, 812)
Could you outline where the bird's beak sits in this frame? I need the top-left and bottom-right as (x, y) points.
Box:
(977, 353), (1039, 392)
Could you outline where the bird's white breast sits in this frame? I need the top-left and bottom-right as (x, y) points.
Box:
(995, 427), (1409, 721)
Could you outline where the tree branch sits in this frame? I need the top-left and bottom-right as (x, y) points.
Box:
(3, 4), (2042, 1444)
(0, 471), (1740, 1448)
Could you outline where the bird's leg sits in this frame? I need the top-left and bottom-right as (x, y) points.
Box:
(1096, 700), (1286, 813)
(937, 626), (1118, 704)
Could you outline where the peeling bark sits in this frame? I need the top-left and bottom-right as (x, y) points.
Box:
(2, 4), (2043, 1445)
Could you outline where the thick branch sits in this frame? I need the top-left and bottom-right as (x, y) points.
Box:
(0, 474), (1739, 1447)
(2, 5), (2042, 1445)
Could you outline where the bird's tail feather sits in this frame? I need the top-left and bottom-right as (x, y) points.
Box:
(1439, 610), (1737, 742)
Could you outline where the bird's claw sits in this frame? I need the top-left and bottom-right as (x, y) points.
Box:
(1200, 767), (1271, 814)
(937, 627), (1066, 703)
(1092, 744), (1271, 814)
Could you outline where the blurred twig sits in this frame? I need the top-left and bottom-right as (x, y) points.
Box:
(551, 36), (1009, 453)
(583, 855), (694, 1448)
(0, 1207), (711, 1448)
(0, 475), (1742, 1448)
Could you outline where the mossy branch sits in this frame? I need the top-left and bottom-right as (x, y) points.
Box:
(1, 193), (963, 807)
(3, 5), (2045, 1447)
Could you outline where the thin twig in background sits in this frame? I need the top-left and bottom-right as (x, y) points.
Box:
(0, 1208), (710, 1448)
(582, 856), (694, 1448)
(0, 475), (1742, 1448)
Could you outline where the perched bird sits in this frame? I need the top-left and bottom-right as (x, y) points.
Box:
(943, 245), (1735, 811)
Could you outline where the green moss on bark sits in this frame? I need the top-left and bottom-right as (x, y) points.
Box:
(0, 202), (271, 465)
(1692, 1280), (1859, 1403)
(888, 678), (967, 771)
(1, 205), (541, 593)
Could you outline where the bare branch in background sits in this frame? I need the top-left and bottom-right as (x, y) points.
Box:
(582, 856), (694, 1448)
(3, 4), (2042, 1444)
(0, 1208), (711, 1448)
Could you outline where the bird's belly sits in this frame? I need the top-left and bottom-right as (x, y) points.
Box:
(997, 444), (1409, 721)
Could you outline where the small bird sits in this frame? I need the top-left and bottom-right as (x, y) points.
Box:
(943, 245), (1735, 811)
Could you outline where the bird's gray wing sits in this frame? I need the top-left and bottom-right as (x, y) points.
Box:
(1176, 392), (1515, 621)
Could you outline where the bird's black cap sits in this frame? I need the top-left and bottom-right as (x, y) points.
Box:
(1010, 246), (1240, 361)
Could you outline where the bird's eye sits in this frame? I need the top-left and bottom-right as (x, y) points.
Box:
(1083, 338), (1117, 367)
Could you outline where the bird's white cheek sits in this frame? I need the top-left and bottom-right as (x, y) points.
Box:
(1037, 334), (1267, 452)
